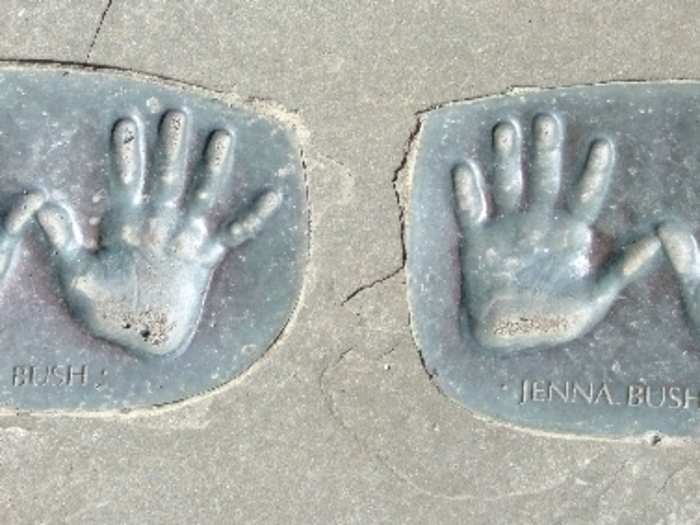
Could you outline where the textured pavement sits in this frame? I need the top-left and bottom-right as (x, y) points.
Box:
(3, 2), (700, 523)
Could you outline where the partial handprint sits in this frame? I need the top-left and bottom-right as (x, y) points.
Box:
(37, 110), (282, 358)
(453, 113), (660, 352)
(0, 191), (45, 278)
(658, 222), (700, 334)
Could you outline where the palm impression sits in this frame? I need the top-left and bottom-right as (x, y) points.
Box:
(0, 191), (44, 279)
(453, 113), (660, 352)
(38, 110), (281, 358)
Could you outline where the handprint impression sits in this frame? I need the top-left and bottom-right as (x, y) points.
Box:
(38, 110), (282, 358)
(0, 191), (45, 278)
(453, 113), (660, 352)
(658, 223), (700, 336)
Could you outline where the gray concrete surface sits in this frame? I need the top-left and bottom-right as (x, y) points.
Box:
(2, 1), (700, 523)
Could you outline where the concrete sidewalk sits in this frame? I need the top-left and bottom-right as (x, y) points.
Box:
(2, 1), (699, 523)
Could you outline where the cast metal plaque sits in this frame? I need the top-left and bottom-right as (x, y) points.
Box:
(0, 66), (306, 411)
(407, 82), (700, 438)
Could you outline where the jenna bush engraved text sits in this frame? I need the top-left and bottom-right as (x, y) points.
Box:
(519, 380), (700, 409)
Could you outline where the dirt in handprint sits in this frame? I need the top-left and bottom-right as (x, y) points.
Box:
(493, 315), (571, 338)
(119, 308), (174, 346)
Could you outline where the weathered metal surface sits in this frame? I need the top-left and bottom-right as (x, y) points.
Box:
(407, 82), (700, 437)
(0, 66), (306, 411)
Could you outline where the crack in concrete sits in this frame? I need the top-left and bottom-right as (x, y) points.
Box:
(391, 116), (422, 270)
(85, 0), (114, 62)
(299, 147), (313, 258)
(314, 152), (347, 169)
(317, 346), (475, 501)
(340, 265), (402, 305)
(657, 465), (687, 495)
(594, 460), (630, 501)
(339, 116), (422, 307)
(318, 346), (572, 502)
